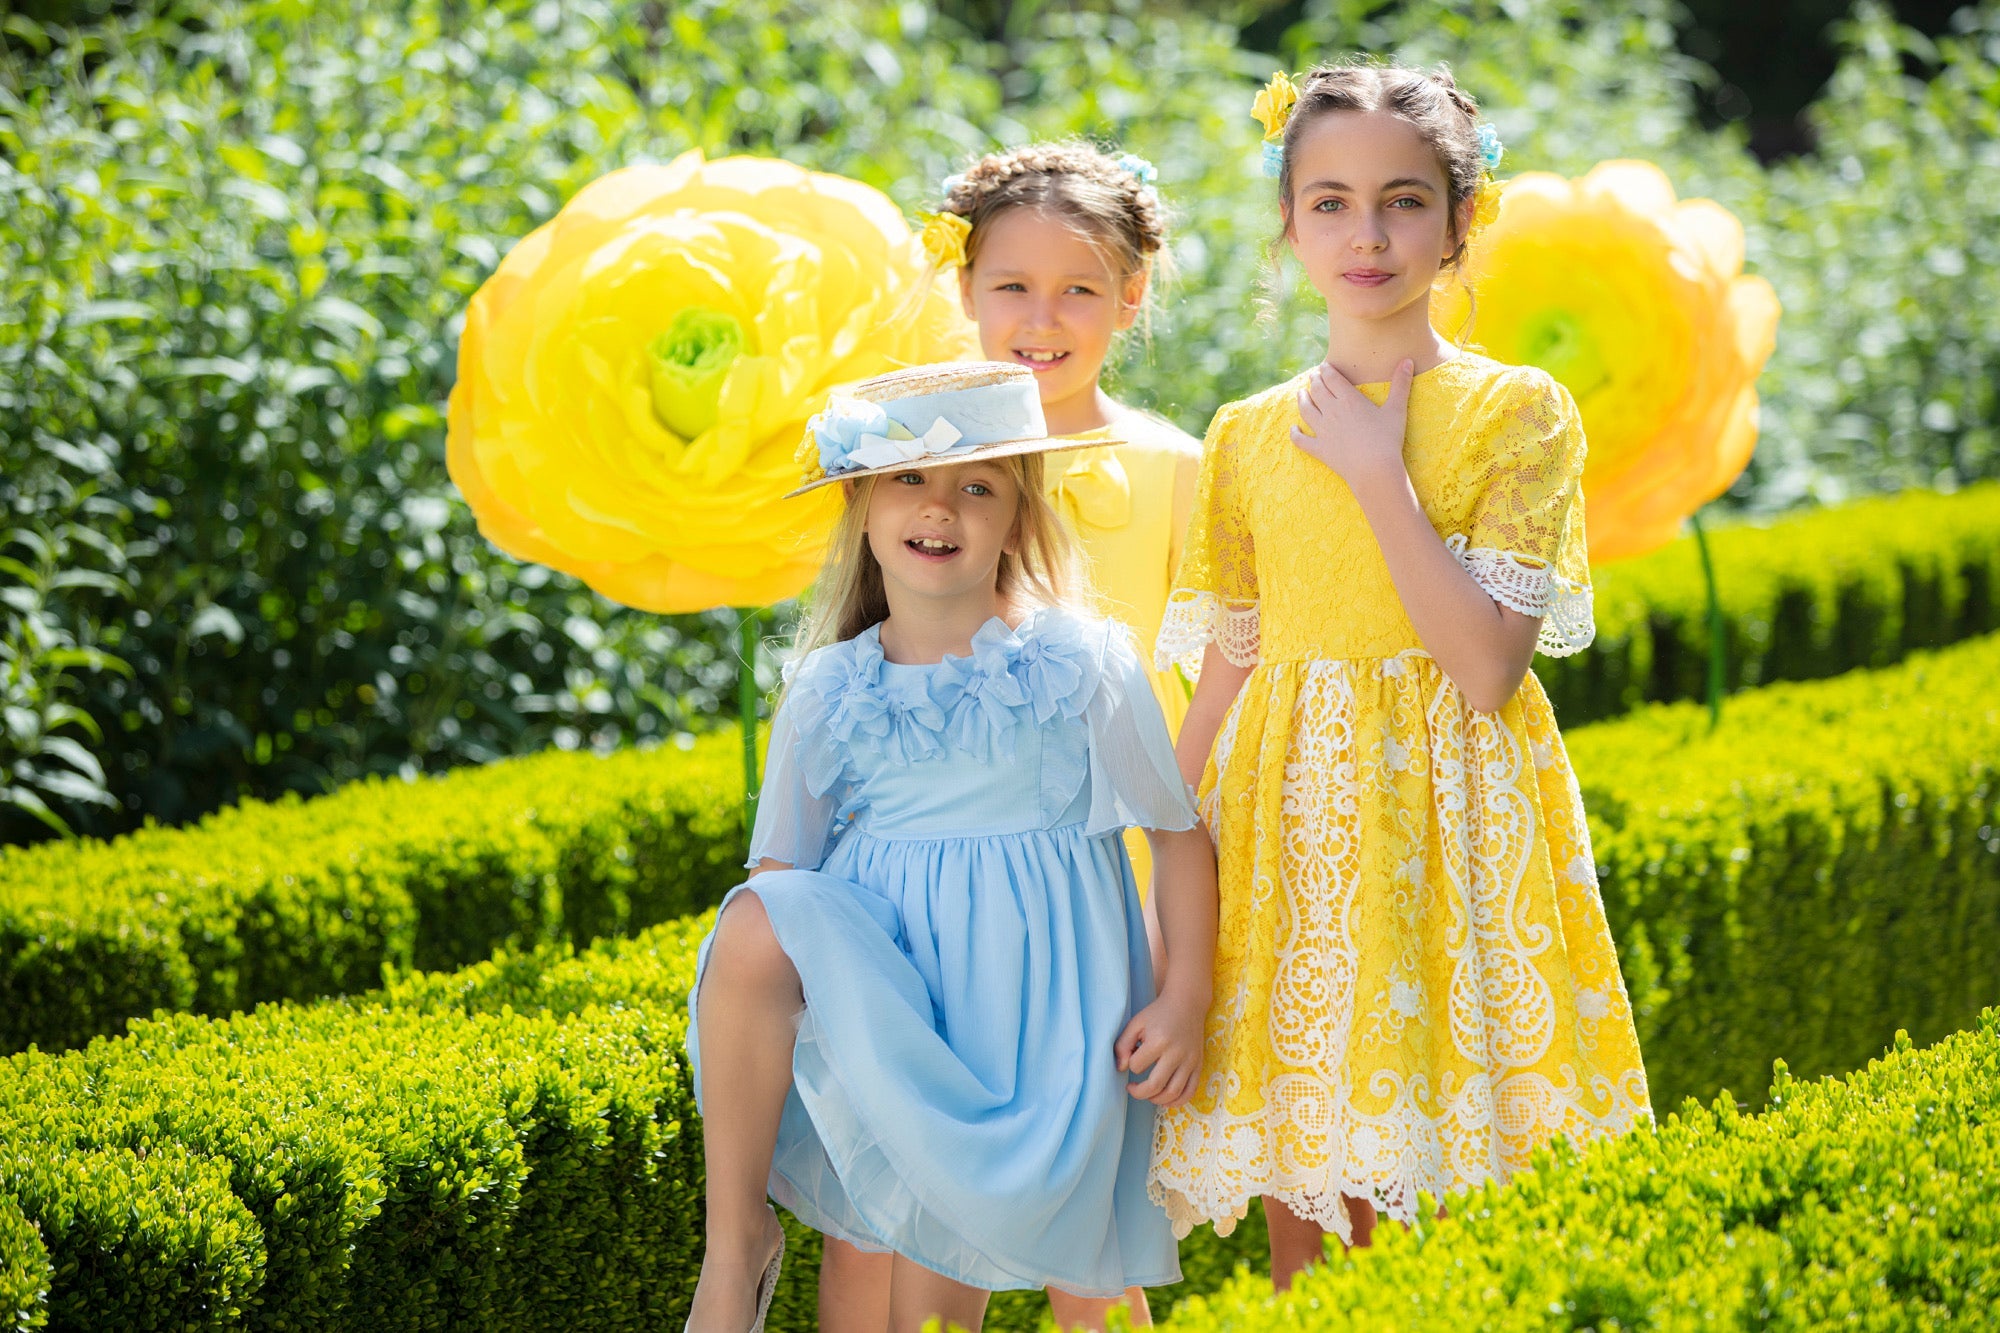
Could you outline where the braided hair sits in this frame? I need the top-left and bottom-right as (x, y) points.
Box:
(940, 141), (1167, 283)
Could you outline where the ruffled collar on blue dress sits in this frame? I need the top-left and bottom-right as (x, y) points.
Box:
(794, 609), (1102, 792)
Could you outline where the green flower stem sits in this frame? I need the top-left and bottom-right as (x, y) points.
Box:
(1691, 507), (1725, 730)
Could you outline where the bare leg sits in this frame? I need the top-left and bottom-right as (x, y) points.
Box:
(888, 1254), (988, 1333)
(688, 892), (798, 1331)
(1263, 1193), (1376, 1292)
(820, 1236), (893, 1333)
(1047, 1285), (1152, 1330)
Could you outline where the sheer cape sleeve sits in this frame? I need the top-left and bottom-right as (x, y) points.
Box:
(1156, 400), (1259, 677)
(1452, 370), (1595, 657)
(1083, 623), (1199, 837)
(745, 661), (843, 870)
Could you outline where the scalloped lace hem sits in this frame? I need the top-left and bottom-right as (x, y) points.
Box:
(1155, 590), (1259, 677)
(1147, 1089), (1652, 1245)
(1445, 535), (1595, 657)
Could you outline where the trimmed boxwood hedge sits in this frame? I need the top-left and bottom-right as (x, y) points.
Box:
(1155, 1014), (2000, 1331)
(0, 988), (704, 1330)
(2, 920), (1991, 1329)
(0, 738), (744, 1053)
(1574, 630), (2000, 1110)
(6, 484), (1998, 1057)
(1541, 481), (2000, 723)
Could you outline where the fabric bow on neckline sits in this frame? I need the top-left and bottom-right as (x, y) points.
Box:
(1050, 445), (1131, 531)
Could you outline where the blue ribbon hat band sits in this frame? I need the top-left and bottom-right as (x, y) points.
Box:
(790, 360), (1115, 497)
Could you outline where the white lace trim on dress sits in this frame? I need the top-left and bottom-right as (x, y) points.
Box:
(1445, 534), (1595, 658)
(1155, 589), (1260, 677)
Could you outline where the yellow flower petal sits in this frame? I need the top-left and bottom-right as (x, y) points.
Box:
(448, 151), (979, 610)
(1440, 159), (1780, 563)
(1252, 70), (1298, 140)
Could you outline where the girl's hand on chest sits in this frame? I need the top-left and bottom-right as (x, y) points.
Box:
(1290, 359), (1415, 499)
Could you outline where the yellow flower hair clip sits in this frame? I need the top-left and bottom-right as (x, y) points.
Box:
(1252, 71), (1299, 141)
(918, 210), (972, 269)
(1471, 179), (1501, 234)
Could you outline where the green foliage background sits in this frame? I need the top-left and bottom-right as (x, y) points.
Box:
(4, 0), (1998, 842)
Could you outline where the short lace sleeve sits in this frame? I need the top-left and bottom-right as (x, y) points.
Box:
(1085, 626), (1199, 838)
(745, 679), (842, 870)
(1157, 402), (1258, 675)
(1452, 373), (1595, 657)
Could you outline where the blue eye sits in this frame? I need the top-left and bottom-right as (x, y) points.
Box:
(1313, 197), (1344, 212)
(964, 482), (992, 496)
(894, 471), (925, 484)
(1390, 196), (1422, 209)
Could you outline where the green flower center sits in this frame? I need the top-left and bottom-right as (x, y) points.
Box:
(649, 307), (748, 440)
(1519, 308), (1611, 405)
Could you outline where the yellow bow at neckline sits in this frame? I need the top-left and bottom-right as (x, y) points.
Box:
(1050, 444), (1131, 531)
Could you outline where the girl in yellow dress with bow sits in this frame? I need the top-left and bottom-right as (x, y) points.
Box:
(920, 142), (1201, 754)
(1146, 63), (1652, 1291)
(815, 145), (1202, 1332)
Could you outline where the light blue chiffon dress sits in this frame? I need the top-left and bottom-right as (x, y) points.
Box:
(688, 607), (1197, 1297)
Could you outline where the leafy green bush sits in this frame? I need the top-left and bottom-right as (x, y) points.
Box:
(1573, 631), (2000, 1111)
(0, 730), (744, 1054)
(1540, 481), (2000, 722)
(0, 1194), (47, 1333)
(1155, 1013), (2000, 1331)
(24, 0), (1991, 844)
(5, 910), (1992, 1329)
(0, 996), (701, 1331)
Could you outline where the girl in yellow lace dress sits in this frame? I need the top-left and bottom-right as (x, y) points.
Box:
(1147, 62), (1652, 1289)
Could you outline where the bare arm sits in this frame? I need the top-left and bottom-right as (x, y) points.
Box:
(747, 859), (790, 877)
(1293, 361), (1539, 713)
(1175, 644), (1253, 789)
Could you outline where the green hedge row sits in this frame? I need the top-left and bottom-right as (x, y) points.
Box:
(1155, 1012), (2000, 1331)
(1573, 629), (2000, 1110)
(3, 912), (1989, 1330)
(0, 738), (743, 1053)
(3, 480), (1994, 1065)
(1541, 481), (2000, 722)
(0, 962), (705, 1332)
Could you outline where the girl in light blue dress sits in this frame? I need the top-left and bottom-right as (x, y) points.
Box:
(685, 361), (1219, 1333)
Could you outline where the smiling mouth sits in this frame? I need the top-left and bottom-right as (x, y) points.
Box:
(1014, 350), (1070, 370)
(906, 537), (960, 558)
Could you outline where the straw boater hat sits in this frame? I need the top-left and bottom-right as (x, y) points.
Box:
(788, 361), (1116, 497)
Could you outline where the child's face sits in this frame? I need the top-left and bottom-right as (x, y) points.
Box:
(959, 207), (1144, 417)
(862, 459), (1022, 610)
(1285, 109), (1464, 326)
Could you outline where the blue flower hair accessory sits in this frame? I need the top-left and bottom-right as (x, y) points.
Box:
(940, 172), (967, 198)
(1476, 122), (1505, 172)
(1114, 153), (1158, 186)
(1260, 139), (1285, 179)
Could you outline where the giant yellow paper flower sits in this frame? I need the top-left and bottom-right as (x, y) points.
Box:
(1438, 160), (1780, 562)
(448, 151), (978, 610)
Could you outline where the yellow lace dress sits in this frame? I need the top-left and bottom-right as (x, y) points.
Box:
(1047, 413), (1201, 888)
(1147, 354), (1651, 1241)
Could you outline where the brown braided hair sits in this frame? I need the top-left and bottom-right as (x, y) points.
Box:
(1275, 59), (1485, 270)
(940, 141), (1168, 288)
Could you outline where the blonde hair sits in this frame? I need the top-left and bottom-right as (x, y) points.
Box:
(792, 452), (1095, 661)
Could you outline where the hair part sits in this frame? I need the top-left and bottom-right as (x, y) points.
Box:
(1275, 58), (1484, 271)
(791, 452), (1096, 663)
